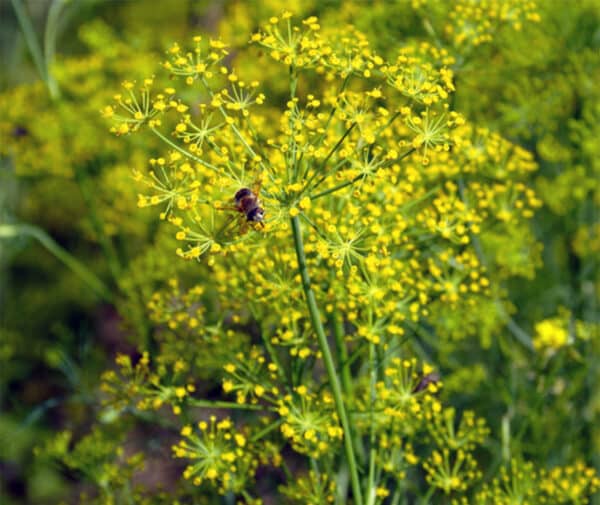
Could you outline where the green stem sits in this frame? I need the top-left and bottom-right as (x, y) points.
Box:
(43, 0), (65, 99)
(261, 325), (288, 386)
(11, 0), (60, 99)
(390, 485), (403, 505)
(303, 122), (357, 192)
(310, 147), (416, 200)
(312, 74), (351, 153)
(199, 77), (263, 165)
(501, 411), (511, 462)
(251, 418), (283, 442)
(333, 310), (354, 410)
(241, 490), (254, 503)
(243, 299), (288, 389)
(74, 166), (121, 281)
(421, 486), (436, 504)
(150, 127), (220, 172)
(0, 223), (112, 302)
(291, 216), (363, 505)
(366, 343), (377, 505)
(11, 0), (46, 80)
(289, 65), (299, 182)
(186, 398), (269, 411)
(334, 308), (366, 466)
(310, 175), (361, 201)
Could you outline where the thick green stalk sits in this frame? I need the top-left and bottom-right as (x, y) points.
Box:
(366, 341), (379, 505)
(333, 310), (354, 409)
(334, 308), (366, 467)
(291, 216), (364, 505)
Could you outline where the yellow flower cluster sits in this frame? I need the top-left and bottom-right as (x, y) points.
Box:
(362, 358), (443, 430)
(539, 461), (600, 503)
(444, 0), (541, 47)
(278, 386), (343, 458)
(533, 317), (570, 352)
(173, 416), (257, 494)
(147, 278), (205, 331)
(163, 35), (229, 85)
(280, 469), (336, 504)
(424, 447), (481, 494)
(222, 347), (281, 405)
(467, 458), (600, 505)
(101, 351), (195, 415)
(102, 16), (505, 352)
(252, 12), (323, 68)
(96, 8), (584, 504)
(423, 407), (488, 494)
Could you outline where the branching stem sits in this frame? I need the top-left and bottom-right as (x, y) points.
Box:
(310, 147), (416, 200)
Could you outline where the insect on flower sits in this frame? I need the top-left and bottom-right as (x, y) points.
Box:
(214, 178), (266, 234)
(220, 177), (265, 234)
(412, 371), (441, 393)
(234, 186), (265, 225)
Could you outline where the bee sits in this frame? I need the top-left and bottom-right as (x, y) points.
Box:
(234, 184), (265, 227)
(215, 179), (265, 234)
(234, 187), (265, 223)
(412, 371), (441, 393)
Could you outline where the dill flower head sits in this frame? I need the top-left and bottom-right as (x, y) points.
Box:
(473, 459), (538, 504)
(173, 416), (257, 494)
(101, 352), (196, 416)
(539, 461), (600, 503)
(252, 12), (324, 68)
(359, 357), (443, 432)
(221, 347), (280, 405)
(103, 78), (166, 136)
(533, 314), (571, 352)
(280, 470), (336, 504)
(473, 459), (600, 505)
(278, 386), (343, 458)
(423, 447), (481, 494)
